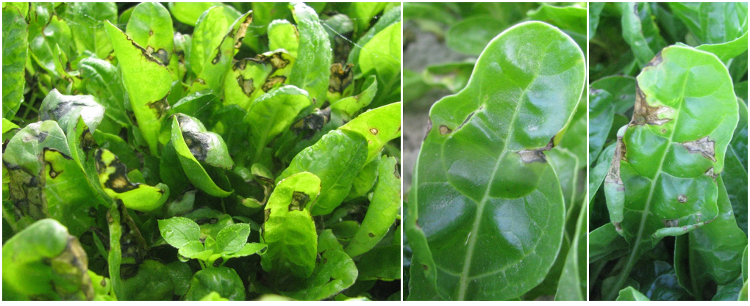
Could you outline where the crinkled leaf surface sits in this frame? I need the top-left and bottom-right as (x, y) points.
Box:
(602, 46), (739, 298)
(276, 130), (368, 216)
(281, 248), (358, 301)
(674, 176), (747, 299)
(261, 172), (320, 278)
(64, 2), (116, 59)
(184, 267), (245, 301)
(2, 219), (93, 301)
(288, 2), (331, 106)
(224, 51), (296, 110)
(268, 20), (299, 57)
(244, 85), (310, 163)
(190, 10), (252, 93)
(406, 21), (585, 301)
(2, 5), (27, 119)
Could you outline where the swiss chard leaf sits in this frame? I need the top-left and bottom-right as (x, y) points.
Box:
(406, 21), (585, 300)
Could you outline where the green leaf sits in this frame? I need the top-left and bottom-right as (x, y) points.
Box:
(602, 46), (738, 298)
(345, 156), (401, 257)
(223, 242), (266, 260)
(345, 156), (379, 200)
(78, 57), (131, 130)
(190, 10), (252, 93)
(446, 16), (507, 56)
(282, 249), (358, 301)
(4, 120), (70, 177)
(1, 219), (93, 300)
(170, 114), (233, 197)
(406, 21), (585, 301)
(120, 260), (174, 301)
(422, 62), (474, 93)
(348, 6), (401, 78)
(2, 6), (27, 120)
(698, 2), (748, 44)
(95, 148), (169, 212)
(674, 176), (747, 299)
(331, 75), (378, 118)
(589, 223), (629, 264)
(126, 2), (175, 74)
(619, 2), (667, 68)
(39, 89), (105, 133)
(339, 102), (401, 164)
(288, 2), (332, 106)
(190, 6), (229, 77)
(616, 286), (650, 301)
(28, 10), (74, 77)
(589, 2), (605, 39)
(359, 21), (401, 108)
(105, 21), (172, 155)
(64, 2), (117, 59)
(215, 223), (251, 254)
(277, 130), (369, 216)
(527, 4), (587, 35)
(588, 76), (637, 163)
(158, 217), (201, 249)
(178, 241), (211, 261)
(245, 85), (310, 163)
(261, 172), (321, 278)
(555, 201), (586, 301)
(184, 267), (245, 301)
(166, 261), (192, 296)
(356, 245), (401, 281)
(268, 20), (299, 57)
(349, 2), (386, 38)
(42, 149), (100, 237)
(696, 31), (749, 63)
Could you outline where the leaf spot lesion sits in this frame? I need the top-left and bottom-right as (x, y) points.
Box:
(681, 136), (716, 162)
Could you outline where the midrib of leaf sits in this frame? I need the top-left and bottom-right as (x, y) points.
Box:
(456, 55), (547, 300)
(607, 73), (690, 300)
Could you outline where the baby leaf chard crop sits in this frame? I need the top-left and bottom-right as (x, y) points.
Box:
(2, 2), (401, 301)
(590, 3), (748, 301)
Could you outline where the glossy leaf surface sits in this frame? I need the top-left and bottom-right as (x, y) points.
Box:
(288, 2), (331, 106)
(2, 5), (27, 119)
(603, 46), (739, 296)
(406, 21), (585, 300)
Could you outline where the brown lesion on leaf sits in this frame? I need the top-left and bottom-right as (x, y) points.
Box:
(117, 202), (149, 279)
(613, 222), (622, 232)
(95, 149), (139, 193)
(79, 129), (98, 155)
(48, 235), (95, 300)
(631, 84), (672, 126)
(394, 162), (401, 179)
(644, 51), (663, 68)
(681, 136), (716, 162)
(606, 136), (628, 187)
(146, 93), (170, 119)
(663, 219), (679, 228)
(677, 194), (687, 203)
(236, 75), (255, 97)
(5, 159), (47, 223)
(517, 138), (554, 163)
(291, 108), (331, 140)
(262, 76), (287, 92)
(195, 78), (206, 85)
(211, 50), (221, 64)
(288, 191), (310, 212)
(369, 128), (378, 135)
(232, 13), (253, 49)
(125, 34), (167, 67)
(328, 63), (354, 94)
(704, 167), (717, 178)
(439, 125), (452, 135)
